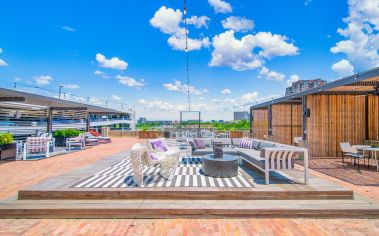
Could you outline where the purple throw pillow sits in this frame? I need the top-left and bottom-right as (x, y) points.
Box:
(149, 152), (159, 160)
(150, 140), (168, 152)
(194, 139), (206, 149)
(239, 138), (253, 149)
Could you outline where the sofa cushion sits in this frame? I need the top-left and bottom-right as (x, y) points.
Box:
(223, 147), (238, 155)
(188, 140), (196, 151)
(252, 140), (260, 150)
(192, 148), (214, 156)
(202, 138), (213, 147)
(212, 138), (232, 146)
(258, 141), (275, 150)
(236, 148), (265, 169)
(194, 138), (206, 149)
(231, 138), (241, 147)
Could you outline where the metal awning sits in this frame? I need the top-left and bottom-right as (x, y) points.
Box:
(251, 67), (379, 110)
(0, 87), (117, 113)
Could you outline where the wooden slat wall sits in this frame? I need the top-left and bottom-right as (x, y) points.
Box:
(271, 103), (302, 145)
(306, 95), (366, 157)
(368, 95), (379, 140)
(251, 109), (268, 139)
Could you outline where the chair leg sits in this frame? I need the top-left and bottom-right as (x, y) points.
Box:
(357, 158), (360, 171)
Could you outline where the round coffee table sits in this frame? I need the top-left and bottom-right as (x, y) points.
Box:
(202, 154), (238, 178)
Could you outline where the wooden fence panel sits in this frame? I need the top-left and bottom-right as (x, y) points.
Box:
(251, 109), (268, 139)
(368, 96), (379, 141)
(306, 94), (366, 157)
(271, 103), (302, 145)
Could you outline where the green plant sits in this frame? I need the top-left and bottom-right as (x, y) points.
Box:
(0, 132), (14, 145)
(54, 129), (81, 137)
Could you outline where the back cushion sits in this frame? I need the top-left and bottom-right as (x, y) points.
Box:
(202, 138), (213, 147)
(258, 141), (275, 150)
(232, 138), (241, 147)
(213, 138), (232, 146)
(188, 140), (197, 151)
(194, 138), (206, 149)
(239, 138), (253, 149)
(252, 140), (260, 150)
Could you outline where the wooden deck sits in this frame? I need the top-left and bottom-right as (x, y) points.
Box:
(1, 152), (379, 218)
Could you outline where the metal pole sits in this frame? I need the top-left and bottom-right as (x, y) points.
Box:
(58, 85), (63, 99)
(86, 112), (91, 132)
(47, 107), (53, 133)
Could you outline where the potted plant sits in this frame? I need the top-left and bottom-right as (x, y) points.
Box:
(0, 132), (16, 160)
(54, 129), (81, 147)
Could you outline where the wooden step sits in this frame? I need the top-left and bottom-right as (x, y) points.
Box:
(1, 198), (378, 219)
(18, 189), (354, 200)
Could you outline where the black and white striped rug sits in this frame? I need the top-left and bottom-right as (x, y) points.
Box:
(72, 157), (255, 188)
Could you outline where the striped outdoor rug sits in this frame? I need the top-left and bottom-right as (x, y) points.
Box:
(72, 157), (255, 188)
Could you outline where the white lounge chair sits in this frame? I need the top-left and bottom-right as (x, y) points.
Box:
(66, 134), (86, 150)
(23, 137), (50, 160)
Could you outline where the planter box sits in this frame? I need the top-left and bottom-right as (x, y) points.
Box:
(230, 131), (243, 138)
(138, 131), (162, 139)
(0, 143), (17, 160)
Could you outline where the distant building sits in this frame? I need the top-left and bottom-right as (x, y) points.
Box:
(138, 117), (147, 124)
(285, 79), (327, 95)
(234, 111), (249, 121)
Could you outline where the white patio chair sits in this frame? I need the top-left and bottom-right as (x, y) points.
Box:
(66, 133), (86, 151)
(23, 137), (50, 160)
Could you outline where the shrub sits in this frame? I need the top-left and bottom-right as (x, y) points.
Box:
(54, 129), (81, 137)
(0, 132), (14, 145)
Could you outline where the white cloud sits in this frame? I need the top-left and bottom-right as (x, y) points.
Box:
(163, 80), (204, 95)
(209, 30), (298, 71)
(116, 75), (145, 89)
(61, 26), (76, 32)
(33, 75), (53, 86)
(331, 59), (354, 77)
(111, 95), (122, 101)
(0, 48), (8, 67)
(94, 70), (110, 79)
(220, 88), (232, 95)
(209, 30), (262, 71)
(96, 53), (128, 70)
(150, 6), (183, 34)
(150, 6), (210, 52)
(257, 66), (285, 81)
(187, 16), (210, 29)
(61, 84), (80, 89)
(208, 0), (232, 14)
(221, 16), (254, 32)
(253, 32), (299, 59)
(0, 59), (7, 67)
(168, 35), (210, 51)
(305, 0), (312, 6)
(286, 74), (300, 86)
(331, 0), (379, 70)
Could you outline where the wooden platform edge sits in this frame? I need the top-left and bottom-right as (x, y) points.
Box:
(0, 208), (378, 219)
(18, 190), (354, 200)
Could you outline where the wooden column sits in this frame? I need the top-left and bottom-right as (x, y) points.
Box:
(250, 108), (253, 134)
(47, 107), (53, 133)
(86, 113), (91, 132)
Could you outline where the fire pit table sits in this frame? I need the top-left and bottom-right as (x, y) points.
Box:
(202, 154), (238, 178)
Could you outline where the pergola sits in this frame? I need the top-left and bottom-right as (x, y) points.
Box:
(0, 87), (119, 133)
(250, 67), (379, 157)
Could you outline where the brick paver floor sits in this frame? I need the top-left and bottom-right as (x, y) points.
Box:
(1, 138), (379, 235)
(0, 137), (141, 200)
(0, 218), (378, 236)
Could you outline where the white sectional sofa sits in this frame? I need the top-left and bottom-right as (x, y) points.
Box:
(189, 137), (309, 185)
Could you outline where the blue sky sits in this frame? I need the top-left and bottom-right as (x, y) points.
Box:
(0, 0), (376, 120)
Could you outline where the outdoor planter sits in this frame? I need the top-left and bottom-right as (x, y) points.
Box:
(0, 143), (17, 160)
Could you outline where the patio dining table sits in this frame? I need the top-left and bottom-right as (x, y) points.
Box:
(353, 145), (379, 172)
